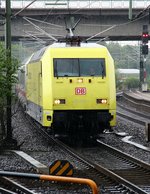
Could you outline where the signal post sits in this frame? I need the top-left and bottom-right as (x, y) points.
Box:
(140, 25), (149, 91)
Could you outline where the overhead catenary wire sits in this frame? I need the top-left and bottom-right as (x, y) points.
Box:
(41, 0), (60, 24)
(86, 25), (116, 41)
(2, 0), (150, 43)
(17, 10), (150, 43)
(23, 16), (64, 28)
(13, 0), (38, 17)
(26, 30), (64, 38)
(17, 0), (63, 42)
(24, 31), (46, 44)
(23, 17), (58, 42)
(133, 4), (150, 20)
(72, 1), (97, 14)
(4, 0), (62, 43)
(55, 0), (149, 41)
(96, 36), (109, 43)
(86, 11), (149, 41)
(0, 0), (38, 26)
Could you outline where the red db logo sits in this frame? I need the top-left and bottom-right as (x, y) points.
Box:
(75, 87), (86, 95)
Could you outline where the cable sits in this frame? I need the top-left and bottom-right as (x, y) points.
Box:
(86, 25), (116, 41)
(41, 0), (60, 23)
(86, 12), (149, 41)
(24, 16), (64, 28)
(12, 0), (64, 32)
(23, 17), (58, 41)
(13, 0), (38, 17)
(133, 4), (150, 20)
(17, 1), (64, 43)
(72, 1), (98, 14)
(3, 1), (150, 43)
(27, 0), (63, 39)
(96, 36), (109, 43)
(24, 31), (46, 44)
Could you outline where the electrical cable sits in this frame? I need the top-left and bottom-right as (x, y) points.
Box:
(41, 0), (60, 24)
(13, 0), (38, 17)
(19, 0), (63, 42)
(86, 12), (149, 41)
(24, 16), (64, 28)
(72, 1), (97, 14)
(24, 31), (46, 44)
(133, 4), (150, 20)
(23, 16), (58, 41)
(2, 1), (150, 43)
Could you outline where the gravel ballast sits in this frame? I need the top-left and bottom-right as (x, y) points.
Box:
(0, 107), (149, 185)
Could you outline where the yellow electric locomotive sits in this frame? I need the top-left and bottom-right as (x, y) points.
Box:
(18, 42), (116, 138)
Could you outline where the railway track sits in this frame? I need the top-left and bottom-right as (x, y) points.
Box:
(117, 103), (149, 126)
(2, 122), (149, 193)
(28, 124), (150, 194)
(0, 176), (36, 194)
(1, 103), (149, 193)
(117, 93), (150, 126)
(92, 140), (150, 193)
(117, 91), (150, 118)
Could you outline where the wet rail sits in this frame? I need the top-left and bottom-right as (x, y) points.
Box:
(118, 91), (150, 114)
(95, 140), (150, 193)
(0, 176), (36, 194)
(117, 91), (150, 124)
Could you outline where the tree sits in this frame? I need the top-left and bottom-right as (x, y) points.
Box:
(0, 43), (18, 141)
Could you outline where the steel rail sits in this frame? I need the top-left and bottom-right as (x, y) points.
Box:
(23, 111), (149, 193)
(37, 126), (149, 194)
(0, 176), (35, 194)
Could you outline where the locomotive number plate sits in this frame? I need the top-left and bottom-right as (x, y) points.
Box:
(75, 87), (86, 95)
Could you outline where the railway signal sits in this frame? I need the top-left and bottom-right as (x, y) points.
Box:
(140, 25), (149, 91)
(142, 44), (148, 55)
(142, 33), (149, 44)
(142, 25), (149, 55)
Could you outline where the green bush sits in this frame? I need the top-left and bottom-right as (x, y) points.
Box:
(124, 77), (140, 89)
(0, 43), (18, 137)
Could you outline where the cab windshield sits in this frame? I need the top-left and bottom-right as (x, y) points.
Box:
(54, 58), (106, 77)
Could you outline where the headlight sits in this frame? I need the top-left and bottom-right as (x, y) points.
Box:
(54, 99), (65, 105)
(96, 99), (107, 104)
(77, 78), (83, 83)
(47, 116), (51, 121)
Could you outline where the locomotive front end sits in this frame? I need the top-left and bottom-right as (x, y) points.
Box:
(46, 43), (116, 136)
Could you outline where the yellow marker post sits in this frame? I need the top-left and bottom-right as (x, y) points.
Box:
(49, 160), (74, 176)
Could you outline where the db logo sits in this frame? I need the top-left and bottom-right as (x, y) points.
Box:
(75, 87), (86, 95)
